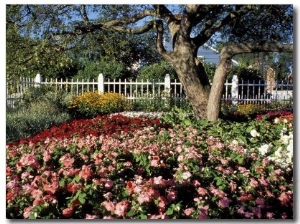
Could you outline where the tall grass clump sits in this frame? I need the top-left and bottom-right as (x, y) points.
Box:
(6, 86), (73, 143)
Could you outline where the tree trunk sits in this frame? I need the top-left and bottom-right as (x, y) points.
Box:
(207, 43), (293, 122)
(207, 57), (232, 121)
(171, 45), (211, 120)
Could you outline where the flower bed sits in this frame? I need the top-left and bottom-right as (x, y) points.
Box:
(6, 113), (293, 219)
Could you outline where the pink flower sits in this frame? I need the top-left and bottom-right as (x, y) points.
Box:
(31, 189), (43, 199)
(79, 165), (92, 181)
(237, 205), (245, 215)
(23, 206), (33, 219)
(33, 197), (45, 207)
(249, 178), (259, 188)
(137, 192), (151, 204)
(157, 196), (168, 211)
(102, 201), (115, 212)
(19, 154), (39, 168)
(184, 207), (194, 216)
(43, 181), (59, 195)
(21, 171), (31, 180)
(281, 212), (287, 219)
(43, 150), (51, 162)
(266, 212), (275, 219)
(114, 200), (129, 217)
(252, 207), (262, 219)
(167, 190), (177, 201)
(198, 205), (209, 219)
(123, 161), (132, 167)
(255, 198), (265, 208)
(85, 214), (100, 219)
(150, 156), (160, 167)
(230, 181), (237, 193)
(105, 180), (114, 189)
(22, 184), (34, 195)
(197, 187), (208, 196)
(93, 153), (103, 165)
(244, 211), (254, 218)
(278, 192), (292, 207)
(103, 216), (114, 219)
(67, 183), (82, 193)
(103, 192), (113, 200)
(218, 197), (231, 208)
(59, 153), (74, 167)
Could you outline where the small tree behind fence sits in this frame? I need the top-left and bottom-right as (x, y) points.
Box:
(6, 74), (293, 109)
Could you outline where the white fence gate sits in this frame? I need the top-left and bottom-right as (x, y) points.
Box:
(6, 74), (293, 108)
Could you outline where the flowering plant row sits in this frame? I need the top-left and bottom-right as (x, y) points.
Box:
(6, 114), (293, 219)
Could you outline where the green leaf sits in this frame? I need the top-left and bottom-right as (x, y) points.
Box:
(78, 193), (86, 204)
(29, 213), (37, 219)
(126, 209), (137, 217)
(140, 214), (147, 219)
(59, 179), (65, 187)
(166, 207), (174, 215)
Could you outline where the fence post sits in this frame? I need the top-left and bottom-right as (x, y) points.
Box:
(164, 74), (171, 107)
(164, 74), (171, 94)
(231, 75), (238, 110)
(98, 73), (104, 94)
(34, 74), (42, 87)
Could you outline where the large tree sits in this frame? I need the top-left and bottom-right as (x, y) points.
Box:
(6, 4), (293, 121)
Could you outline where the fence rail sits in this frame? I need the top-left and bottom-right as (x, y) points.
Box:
(6, 74), (293, 108)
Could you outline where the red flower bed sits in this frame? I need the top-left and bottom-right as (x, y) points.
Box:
(7, 114), (168, 148)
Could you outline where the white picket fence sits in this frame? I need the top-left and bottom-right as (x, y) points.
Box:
(6, 73), (293, 108)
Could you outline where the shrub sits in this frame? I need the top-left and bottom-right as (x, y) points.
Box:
(70, 92), (133, 118)
(138, 61), (177, 81)
(6, 101), (70, 143)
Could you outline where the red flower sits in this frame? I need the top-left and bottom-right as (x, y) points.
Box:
(6, 192), (14, 201)
(67, 183), (82, 193)
(62, 207), (74, 218)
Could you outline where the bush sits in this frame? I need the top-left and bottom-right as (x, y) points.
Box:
(6, 101), (70, 143)
(74, 59), (127, 80)
(138, 61), (177, 81)
(70, 92), (133, 118)
(17, 86), (74, 112)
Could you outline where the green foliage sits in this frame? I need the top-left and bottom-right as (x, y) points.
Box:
(70, 92), (133, 118)
(161, 106), (195, 127)
(137, 61), (177, 81)
(6, 102), (70, 144)
(74, 59), (127, 80)
(227, 66), (262, 81)
(18, 86), (74, 111)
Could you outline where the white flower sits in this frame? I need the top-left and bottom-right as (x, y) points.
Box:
(182, 171), (192, 180)
(258, 144), (270, 156)
(275, 147), (282, 157)
(280, 135), (290, 145)
(250, 129), (260, 137)
(274, 118), (279, 124)
(232, 140), (239, 146)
